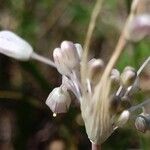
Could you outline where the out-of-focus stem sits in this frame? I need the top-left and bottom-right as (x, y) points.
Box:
(129, 99), (150, 112)
(81, 0), (103, 84)
(31, 52), (56, 68)
(99, 0), (140, 83)
(92, 143), (101, 150)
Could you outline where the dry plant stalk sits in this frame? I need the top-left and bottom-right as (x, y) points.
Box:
(80, 0), (141, 148)
(81, 0), (103, 84)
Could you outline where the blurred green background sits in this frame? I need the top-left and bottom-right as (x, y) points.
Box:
(0, 0), (149, 150)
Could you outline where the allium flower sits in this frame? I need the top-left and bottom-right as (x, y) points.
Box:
(0, 1), (149, 149)
(0, 30), (56, 67)
(47, 40), (150, 147)
(46, 86), (71, 114)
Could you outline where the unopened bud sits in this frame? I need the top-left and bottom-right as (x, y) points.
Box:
(116, 110), (130, 127)
(88, 58), (104, 85)
(0, 30), (33, 60)
(61, 41), (80, 69)
(135, 114), (150, 133)
(110, 69), (120, 83)
(53, 48), (71, 75)
(110, 69), (120, 90)
(121, 66), (137, 87)
(126, 14), (150, 42)
(46, 87), (71, 114)
(110, 95), (121, 113)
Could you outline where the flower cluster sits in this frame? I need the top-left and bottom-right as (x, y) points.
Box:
(0, 0), (149, 147)
(45, 40), (150, 145)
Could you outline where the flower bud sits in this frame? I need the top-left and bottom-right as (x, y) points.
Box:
(0, 30), (33, 60)
(61, 41), (80, 69)
(53, 48), (71, 75)
(126, 14), (150, 42)
(46, 87), (71, 114)
(121, 66), (137, 87)
(135, 114), (150, 133)
(116, 110), (130, 127)
(110, 95), (121, 113)
(88, 58), (104, 85)
(120, 96), (131, 110)
(110, 69), (120, 90)
(110, 69), (120, 83)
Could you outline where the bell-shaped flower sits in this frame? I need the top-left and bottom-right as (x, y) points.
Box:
(60, 41), (80, 69)
(126, 14), (150, 41)
(53, 41), (81, 75)
(45, 86), (71, 114)
(0, 30), (33, 60)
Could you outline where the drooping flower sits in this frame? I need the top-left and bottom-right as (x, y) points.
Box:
(46, 86), (71, 114)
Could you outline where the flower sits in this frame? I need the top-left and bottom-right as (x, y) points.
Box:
(126, 14), (150, 41)
(46, 86), (71, 114)
(53, 41), (81, 76)
(0, 30), (33, 60)
(49, 40), (149, 145)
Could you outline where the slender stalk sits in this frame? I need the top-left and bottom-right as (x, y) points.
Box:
(99, 0), (140, 84)
(92, 143), (101, 150)
(129, 99), (150, 112)
(117, 56), (150, 96)
(81, 0), (103, 83)
(31, 52), (56, 68)
(137, 56), (150, 75)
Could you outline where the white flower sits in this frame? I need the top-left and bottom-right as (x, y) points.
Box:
(0, 30), (33, 60)
(46, 87), (71, 114)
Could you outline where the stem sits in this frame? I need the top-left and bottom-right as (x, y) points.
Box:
(137, 56), (150, 76)
(129, 99), (150, 112)
(92, 143), (101, 150)
(81, 0), (103, 83)
(31, 52), (56, 68)
(98, 0), (140, 85)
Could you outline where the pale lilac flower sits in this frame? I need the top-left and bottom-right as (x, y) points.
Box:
(126, 14), (150, 41)
(46, 86), (71, 114)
